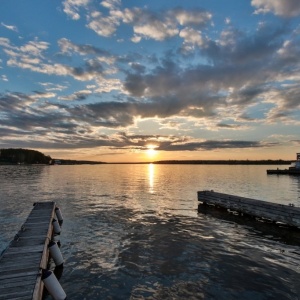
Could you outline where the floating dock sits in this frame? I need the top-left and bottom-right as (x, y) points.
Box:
(0, 202), (60, 300)
(198, 191), (300, 228)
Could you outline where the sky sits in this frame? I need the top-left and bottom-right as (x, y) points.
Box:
(0, 0), (300, 162)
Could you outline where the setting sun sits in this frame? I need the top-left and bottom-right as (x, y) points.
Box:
(146, 145), (158, 158)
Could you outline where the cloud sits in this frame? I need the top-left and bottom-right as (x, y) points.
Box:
(38, 82), (68, 92)
(87, 11), (120, 37)
(170, 8), (212, 27)
(130, 10), (179, 41)
(252, 0), (300, 17)
(120, 21), (300, 127)
(216, 123), (243, 129)
(101, 0), (121, 10)
(1, 22), (18, 32)
(1, 38), (110, 82)
(32, 91), (56, 99)
(264, 85), (300, 122)
(63, 0), (90, 20)
(127, 8), (212, 42)
(1, 75), (8, 82)
(156, 139), (268, 151)
(0, 37), (13, 48)
(179, 27), (205, 50)
(77, 2), (212, 44)
(58, 38), (110, 57)
(59, 90), (92, 101)
(203, 24), (288, 65)
(0, 90), (286, 153)
(1, 14), (299, 138)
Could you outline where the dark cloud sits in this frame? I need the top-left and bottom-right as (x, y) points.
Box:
(217, 123), (242, 129)
(252, 0), (300, 17)
(0, 92), (272, 152)
(156, 140), (270, 151)
(202, 23), (288, 65)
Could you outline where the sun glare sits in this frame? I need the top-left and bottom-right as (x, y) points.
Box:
(146, 145), (158, 158)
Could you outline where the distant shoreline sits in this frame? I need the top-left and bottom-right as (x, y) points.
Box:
(105, 160), (292, 165)
(0, 159), (292, 166)
(0, 149), (293, 165)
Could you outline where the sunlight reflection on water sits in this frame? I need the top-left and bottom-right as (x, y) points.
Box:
(0, 164), (300, 299)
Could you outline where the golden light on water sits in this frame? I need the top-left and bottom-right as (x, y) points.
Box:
(148, 163), (154, 193)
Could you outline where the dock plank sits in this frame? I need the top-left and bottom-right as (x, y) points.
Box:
(198, 191), (300, 228)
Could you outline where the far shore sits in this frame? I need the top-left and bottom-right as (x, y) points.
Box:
(0, 159), (292, 166)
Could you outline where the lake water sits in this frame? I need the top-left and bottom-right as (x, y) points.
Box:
(1, 164), (300, 299)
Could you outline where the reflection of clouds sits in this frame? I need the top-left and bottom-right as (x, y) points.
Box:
(148, 163), (154, 194)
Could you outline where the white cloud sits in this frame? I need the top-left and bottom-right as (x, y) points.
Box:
(59, 90), (92, 101)
(94, 78), (122, 93)
(179, 27), (204, 48)
(225, 18), (231, 24)
(117, 8), (138, 23)
(39, 82), (68, 92)
(171, 9), (212, 27)
(1, 75), (8, 82)
(82, 5), (212, 44)
(1, 22), (18, 32)
(20, 40), (49, 57)
(131, 35), (141, 43)
(63, 0), (90, 20)
(133, 22), (178, 41)
(87, 11), (120, 37)
(0, 37), (12, 48)
(20, 56), (41, 65)
(252, 0), (300, 17)
(31, 92), (56, 99)
(101, 0), (121, 10)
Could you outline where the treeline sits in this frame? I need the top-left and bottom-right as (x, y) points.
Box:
(52, 159), (105, 165)
(0, 148), (51, 164)
(153, 160), (291, 165)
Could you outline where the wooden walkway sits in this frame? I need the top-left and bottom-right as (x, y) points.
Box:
(0, 202), (56, 300)
(198, 191), (300, 228)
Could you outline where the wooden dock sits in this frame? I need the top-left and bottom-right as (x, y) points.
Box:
(198, 191), (300, 228)
(0, 202), (57, 300)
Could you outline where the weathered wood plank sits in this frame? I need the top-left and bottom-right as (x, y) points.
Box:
(198, 191), (300, 228)
(1, 252), (42, 261)
(1, 245), (44, 255)
(0, 266), (39, 277)
(0, 288), (34, 300)
(0, 270), (39, 280)
(0, 258), (41, 270)
(0, 275), (37, 287)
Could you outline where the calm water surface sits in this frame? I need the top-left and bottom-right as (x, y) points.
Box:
(1, 164), (300, 299)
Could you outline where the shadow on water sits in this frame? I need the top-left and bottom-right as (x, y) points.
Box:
(198, 203), (300, 246)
